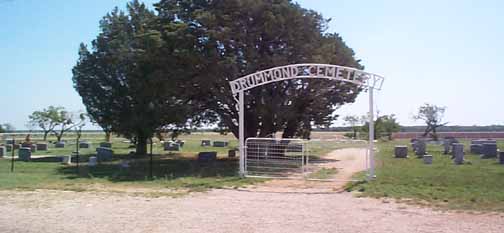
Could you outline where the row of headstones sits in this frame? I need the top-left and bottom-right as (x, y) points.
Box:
(0, 145), (114, 162)
(201, 140), (229, 147)
(395, 138), (503, 165)
(394, 143), (466, 165)
(197, 150), (238, 162)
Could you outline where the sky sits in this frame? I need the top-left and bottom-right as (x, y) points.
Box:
(1, 0), (503, 130)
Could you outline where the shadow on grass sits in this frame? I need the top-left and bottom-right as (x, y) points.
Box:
(57, 154), (240, 182)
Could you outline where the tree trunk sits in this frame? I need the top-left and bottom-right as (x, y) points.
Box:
(43, 131), (49, 141)
(105, 131), (111, 142)
(56, 134), (62, 142)
(282, 119), (298, 138)
(136, 134), (148, 155)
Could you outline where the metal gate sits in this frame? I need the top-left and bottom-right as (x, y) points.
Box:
(245, 138), (307, 178)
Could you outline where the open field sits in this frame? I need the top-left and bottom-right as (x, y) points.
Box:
(350, 139), (504, 211)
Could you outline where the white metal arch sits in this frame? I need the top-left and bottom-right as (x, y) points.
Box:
(229, 63), (385, 179)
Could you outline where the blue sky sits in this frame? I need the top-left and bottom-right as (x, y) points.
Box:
(1, 0), (503, 130)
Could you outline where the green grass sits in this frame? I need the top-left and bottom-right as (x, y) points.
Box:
(0, 133), (260, 195)
(350, 140), (504, 212)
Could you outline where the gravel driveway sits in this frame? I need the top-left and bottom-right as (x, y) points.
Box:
(1, 148), (502, 233)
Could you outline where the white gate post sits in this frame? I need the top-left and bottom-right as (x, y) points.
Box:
(239, 91), (245, 177)
(368, 88), (376, 179)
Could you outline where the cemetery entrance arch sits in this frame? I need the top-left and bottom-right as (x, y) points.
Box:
(229, 64), (385, 179)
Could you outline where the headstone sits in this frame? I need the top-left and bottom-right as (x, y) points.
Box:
(36, 143), (48, 151)
(61, 155), (71, 165)
(96, 147), (113, 161)
(228, 149), (236, 158)
(5, 139), (14, 145)
(452, 143), (464, 165)
(410, 139), (419, 152)
(394, 146), (408, 158)
(499, 151), (504, 165)
(55, 142), (65, 148)
(5, 144), (12, 152)
(120, 160), (130, 168)
(0, 146), (5, 157)
(99, 142), (112, 148)
(28, 144), (37, 153)
(415, 140), (426, 157)
(164, 142), (180, 151)
(21, 142), (31, 148)
(175, 140), (185, 147)
(18, 147), (31, 161)
(213, 141), (229, 147)
(88, 156), (98, 166)
(480, 143), (498, 159)
(198, 152), (217, 162)
(423, 154), (433, 164)
(201, 140), (211, 147)
(470, 144), (483, 154)
(79, 141), (91, 149)
(443, 142), (451, 155)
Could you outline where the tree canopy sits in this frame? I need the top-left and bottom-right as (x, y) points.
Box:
(73, 0), (366, 150)
(72, 0), (194, 154)
(155, 0), (363, 139)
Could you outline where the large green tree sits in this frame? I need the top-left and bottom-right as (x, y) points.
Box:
(156, 0), (363, 139)
(72, 0), (191, 154)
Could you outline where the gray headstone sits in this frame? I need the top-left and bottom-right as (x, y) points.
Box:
(175, 140), (185, 147)
(415, 140), (426, 157)
(443, 142), (451, 155)
(55, 142), (65, 148)
(0, 146), (5, 157)
(88, 156), (97, 166)
(499, 151), (504, 165)
(198, 152), (217, 162)
(99, 142), (112, 148)
(423, 154), (433, 164)
(471, 139), (497, 145)
(79, 141), (91, 149)
(480, 143), (498, 159)
(5, 139), (14, 145)
(36, 143), (48, 151)
(30, 144), (37, 152)
(18, 147), (32, 161)
(394, 146), (408, 158)
(452, 143), (464, 165)
(470, 144), (482, 154)
(96, 147), (113, 161)
(164, 142), (180, 151)
(5, 144), (12, 152)
(228, 149), (236, 158)
(213, 141), (229, 147)
(201, 140), (211, 147)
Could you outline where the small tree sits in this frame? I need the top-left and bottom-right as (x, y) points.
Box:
(52, 111), (86, 142)
(343, 115), (364, 139)
(375, 114), (401, 140)
(28, 106), (63, 141)
(413, 103), (448, 141)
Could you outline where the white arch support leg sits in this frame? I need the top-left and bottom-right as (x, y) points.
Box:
(368, 88), (376, 179)
(239, 91), (245, 177)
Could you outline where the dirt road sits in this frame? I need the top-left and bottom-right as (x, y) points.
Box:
(0, 148), (503, 233)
